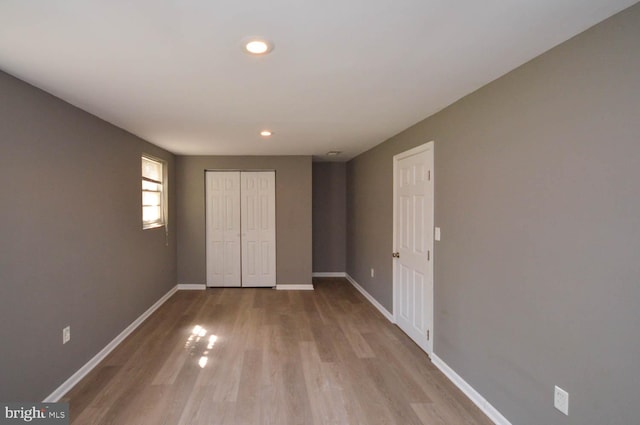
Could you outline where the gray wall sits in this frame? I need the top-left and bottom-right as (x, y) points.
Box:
(347, 4), (640, 425)
(176, 156), (312, 286)
(312, 162), (347, 273)
(0, 71), (177, 401)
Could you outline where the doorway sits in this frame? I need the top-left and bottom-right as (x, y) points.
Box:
(393, 142), (434, 355)
(205, 170), (276, 287)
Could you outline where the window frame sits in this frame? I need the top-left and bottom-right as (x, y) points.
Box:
(141, 154), (167, 230)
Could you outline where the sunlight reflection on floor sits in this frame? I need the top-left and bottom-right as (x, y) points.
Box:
(185, 325), (218, 368)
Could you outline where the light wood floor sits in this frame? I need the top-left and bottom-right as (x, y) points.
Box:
(64, 278), (493, 425)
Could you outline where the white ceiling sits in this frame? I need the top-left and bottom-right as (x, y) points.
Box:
(0, 1), (636, 160)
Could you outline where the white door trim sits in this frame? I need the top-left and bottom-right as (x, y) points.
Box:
(392, 141), (435, 355)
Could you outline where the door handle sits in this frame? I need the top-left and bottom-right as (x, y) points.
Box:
(392, 252), (400, 258)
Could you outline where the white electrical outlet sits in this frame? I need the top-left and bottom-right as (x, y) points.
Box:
(63, 326), (71, 344)
(554, 385), (569, 415)
(434, 227), (441, 241)
(370, 268), (375, 278)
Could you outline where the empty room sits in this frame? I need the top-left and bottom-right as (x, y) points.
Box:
(1, 1), (639, 425)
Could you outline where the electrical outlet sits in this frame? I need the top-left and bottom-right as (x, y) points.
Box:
(554, 385), (569, 415)
(370, 268), (375, 278)
(63, 326), (71, 344)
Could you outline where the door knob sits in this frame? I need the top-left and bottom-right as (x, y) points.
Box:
(392, 252), (400, 258)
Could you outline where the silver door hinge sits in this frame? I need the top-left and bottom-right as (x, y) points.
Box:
(427, 330), (430, 341)
(427, 250), (430, 261)
(428, 170), (431, 181)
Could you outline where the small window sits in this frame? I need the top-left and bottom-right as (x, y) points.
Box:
(142, 156), (165, 229)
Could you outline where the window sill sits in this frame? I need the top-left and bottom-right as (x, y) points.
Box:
(143, 223), (165, 230)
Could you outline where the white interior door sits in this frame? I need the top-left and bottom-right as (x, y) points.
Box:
(393, 142), (434, 355)
(206, 171), (241, 287)
(240, 171), (276, 287)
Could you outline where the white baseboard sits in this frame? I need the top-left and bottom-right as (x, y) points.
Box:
(312, 272), (347, 277)
(341, 274), (509, 425)
(44, 285), (180, 402)
(276, 284), (314, 290)
(177, 283), (206, 290)
(345, 274), (394, 323)
(431, 354), (512, 425)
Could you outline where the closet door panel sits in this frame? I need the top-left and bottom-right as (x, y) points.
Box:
(206, 171), (241, 287)
(241, 171), (276, 287)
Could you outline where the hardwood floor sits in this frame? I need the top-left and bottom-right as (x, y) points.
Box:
(64, 278), (493, 425)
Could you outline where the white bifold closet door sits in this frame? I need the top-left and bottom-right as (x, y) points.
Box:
(206, 171), (276, 287)
(240, 172), (276, 286)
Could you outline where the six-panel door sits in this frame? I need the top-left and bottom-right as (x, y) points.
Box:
(393, 143), (434, 355)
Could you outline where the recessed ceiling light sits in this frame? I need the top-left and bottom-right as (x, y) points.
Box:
(243, 38), (274, 56)
(326, 151), (342, 156)
(260, 130), (273, 137)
